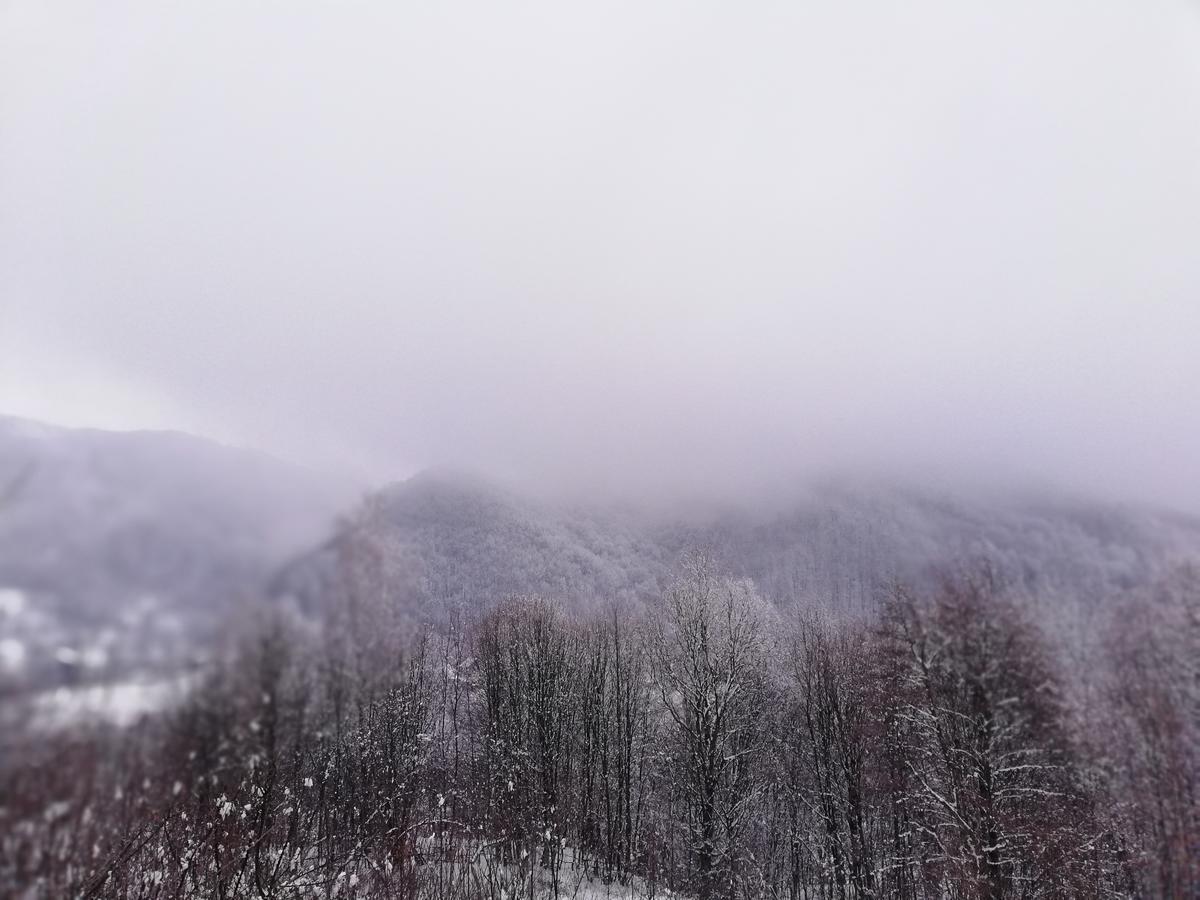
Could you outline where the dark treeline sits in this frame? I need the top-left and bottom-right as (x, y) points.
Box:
(2, 557), (1196, 899)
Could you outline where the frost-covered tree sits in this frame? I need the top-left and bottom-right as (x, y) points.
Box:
(649, 555), (773, 900)
(879, 570), (1110, 899)
(3, 553), (1192, 899)
(1098, 566), (1199, 899)
(776, 612), (880, 899)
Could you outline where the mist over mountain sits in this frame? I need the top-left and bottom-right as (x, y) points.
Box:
(5, 413), (1198, 696)
(6, 434), (1193, 893)
(0, 416), (353, 691)
(6, 3), (1200, 515)
(3, 418), (1198, 896)
(5, 2), (1200, 894)
(6, 413), (1197, 703)
(276, 465), (1200, 628)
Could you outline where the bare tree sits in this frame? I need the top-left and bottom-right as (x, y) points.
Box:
(1099, 566), (1199, 899)
(649, 554), (773, 900)
(879, 570), (1109, 899)
(779, 611), (880, 899)
(4, 553), (1189, 899)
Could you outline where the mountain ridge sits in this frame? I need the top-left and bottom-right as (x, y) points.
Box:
(4, 414), (1199, 695)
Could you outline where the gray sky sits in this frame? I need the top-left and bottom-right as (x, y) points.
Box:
(3, 1), (1200, 508)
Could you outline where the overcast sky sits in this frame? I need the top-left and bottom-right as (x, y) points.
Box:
(3, 1), (1200, 508)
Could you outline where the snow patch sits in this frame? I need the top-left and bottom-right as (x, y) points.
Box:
(0, 637), (26, 671)
(0, 588), (27, 617)
(29, 675), (194, 731)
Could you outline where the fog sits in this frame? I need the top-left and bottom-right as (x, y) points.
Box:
(3, 1), (1200, 509)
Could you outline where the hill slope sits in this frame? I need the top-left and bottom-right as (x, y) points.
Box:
(0, 416), (352, 690)
(6, 417), (1199, 695)
(273, 469), (1200, 627)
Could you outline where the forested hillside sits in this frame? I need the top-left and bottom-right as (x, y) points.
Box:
(275, 468), (1200, 627)
(4, 423), (1198, 897)
(4, 558), (1195, 898)
(5, 417), (1198, 701)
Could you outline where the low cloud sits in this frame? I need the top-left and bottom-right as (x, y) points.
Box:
(3, 1), (1199, 509)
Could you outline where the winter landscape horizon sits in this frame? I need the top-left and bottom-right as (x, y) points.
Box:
(3, 2), (1199, 898)
(1, 407), (1197, 900)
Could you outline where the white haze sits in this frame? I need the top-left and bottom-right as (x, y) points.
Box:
(2, 1), (1200, 509)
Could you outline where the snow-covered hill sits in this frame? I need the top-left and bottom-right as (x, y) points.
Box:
(274, 467), (1200, 627)
(6, 416), (1200, 701)
(0, 416), (353, 692)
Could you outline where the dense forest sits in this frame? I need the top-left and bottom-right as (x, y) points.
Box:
(3, 555), (1195, 900)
